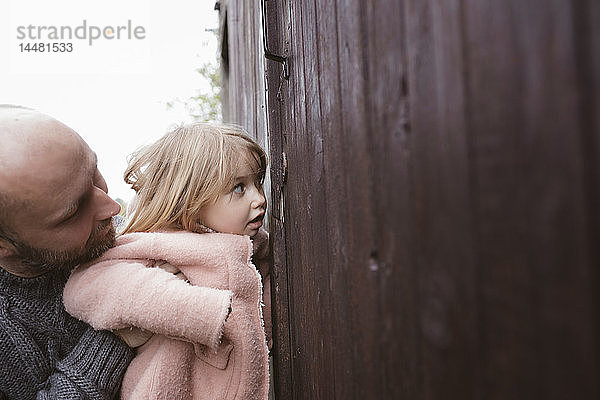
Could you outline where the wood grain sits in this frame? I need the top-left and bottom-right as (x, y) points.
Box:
(221, 0), (600, 398)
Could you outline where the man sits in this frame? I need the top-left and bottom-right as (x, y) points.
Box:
(0, 105), (134, 399)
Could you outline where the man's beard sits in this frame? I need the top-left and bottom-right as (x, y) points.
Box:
(11, 219), (116, 274)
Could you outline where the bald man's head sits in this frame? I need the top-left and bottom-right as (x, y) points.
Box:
(0, 106), (40, 236)
(0, 106), (120, 276)
(0, 106), (83, 168)
(0, 107), (81, 233)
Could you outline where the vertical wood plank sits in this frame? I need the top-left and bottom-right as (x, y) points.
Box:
(362, 0), (419, 397)
(404, 0), (481, 398)
(570, 0), (600, 396)
(312, 1), (350, 398)
(281, 1), (341, 397)
(462, 0), (598, 397)
(285, 1), (337, 398)
(229, 1), (241, 123)
(587, 0), (600, 390)
(347, 0), (421, 398)
(330, 0), (374, 398)
(281, 0), (310, 396)
(263, 0), (294, 398)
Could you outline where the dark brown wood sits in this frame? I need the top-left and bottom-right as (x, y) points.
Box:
(461, 2), (599, 398)
(262, 1), (294, 399)
(404, 0), (481, 398)
(220, 0), (600, 398)
(360, 1), (419, 398)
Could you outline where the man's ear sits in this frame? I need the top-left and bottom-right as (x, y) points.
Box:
(0, 237), (17, 259)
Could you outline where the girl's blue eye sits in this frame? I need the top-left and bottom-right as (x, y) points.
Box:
(233, 183), (245, 194)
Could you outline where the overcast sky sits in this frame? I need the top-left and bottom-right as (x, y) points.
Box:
(1, 0), (219, 202)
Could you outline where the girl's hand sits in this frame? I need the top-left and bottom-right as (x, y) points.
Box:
(251, 228), (270, 279)
(251, 228), (272, 349)
(114, 326), (154, 348)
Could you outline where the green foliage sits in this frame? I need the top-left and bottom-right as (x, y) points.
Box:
(167, 60), (222, 122)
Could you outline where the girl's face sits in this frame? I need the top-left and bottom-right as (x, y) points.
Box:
(198, 162), (266, 236)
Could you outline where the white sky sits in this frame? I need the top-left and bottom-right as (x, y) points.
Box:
(1, 0), (220, 202)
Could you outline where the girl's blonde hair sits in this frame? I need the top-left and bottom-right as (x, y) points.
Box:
(122, 122), (267, 233)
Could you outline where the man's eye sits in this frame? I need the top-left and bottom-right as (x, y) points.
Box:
(62, 210), (78, 224)
(233, 183), (245, 194)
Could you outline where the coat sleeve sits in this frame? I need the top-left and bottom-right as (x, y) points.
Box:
(63, 259), (232, 350)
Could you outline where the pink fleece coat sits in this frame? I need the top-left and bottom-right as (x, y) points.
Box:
(63, 230), (270, 400)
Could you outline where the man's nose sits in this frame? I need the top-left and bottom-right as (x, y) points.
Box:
(92, 186), (121, 221)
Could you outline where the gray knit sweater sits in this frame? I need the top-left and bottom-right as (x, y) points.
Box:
(0, 266), (134, 399)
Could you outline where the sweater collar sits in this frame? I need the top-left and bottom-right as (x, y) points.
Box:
(0, 266), (71, 298)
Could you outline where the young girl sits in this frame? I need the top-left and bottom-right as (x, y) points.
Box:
(63, 123), (271, 400)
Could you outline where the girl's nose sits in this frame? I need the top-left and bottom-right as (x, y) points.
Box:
(251, 186), (266, 209)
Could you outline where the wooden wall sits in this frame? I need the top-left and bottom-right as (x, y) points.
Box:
(221, 0), (600, 399)
(218, 0), (269, 161)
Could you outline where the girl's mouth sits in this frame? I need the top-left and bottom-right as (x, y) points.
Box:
(247, 214), (264, 229)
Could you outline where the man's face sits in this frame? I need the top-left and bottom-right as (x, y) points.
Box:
(0, 111), (121, 275)
(199, 163), (266, 237)
(6, 219), (115, 274)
